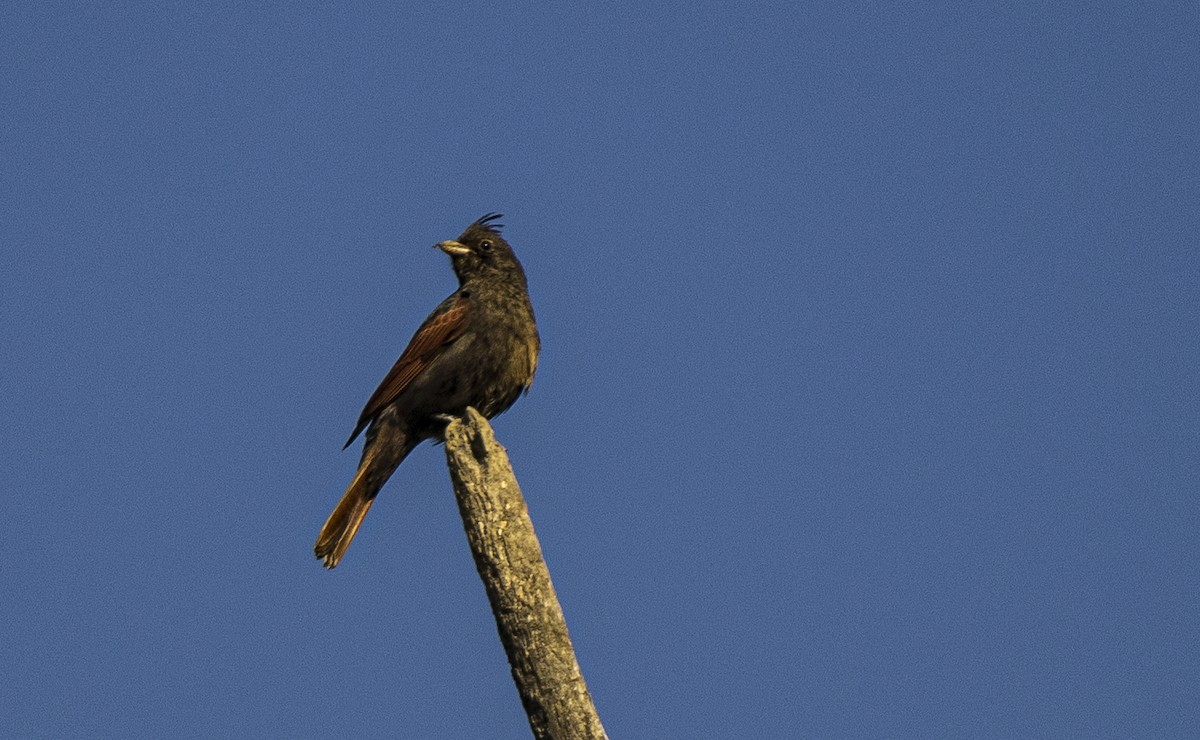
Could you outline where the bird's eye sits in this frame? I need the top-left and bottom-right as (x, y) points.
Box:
(480, 240), (493, 252)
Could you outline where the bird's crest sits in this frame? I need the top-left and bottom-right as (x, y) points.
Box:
(465, 212), (504, 237)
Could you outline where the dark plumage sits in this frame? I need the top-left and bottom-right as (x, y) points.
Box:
(314, 213), (540, 568)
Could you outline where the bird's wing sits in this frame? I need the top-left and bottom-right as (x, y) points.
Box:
(343, 293), (470, 448)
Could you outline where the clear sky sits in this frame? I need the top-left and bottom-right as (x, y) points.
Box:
(3, 3), (1196, 738)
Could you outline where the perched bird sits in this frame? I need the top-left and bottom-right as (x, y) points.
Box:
(315, 213), (540, 568)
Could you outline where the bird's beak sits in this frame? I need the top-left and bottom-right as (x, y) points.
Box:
(436, 240), (470, 256)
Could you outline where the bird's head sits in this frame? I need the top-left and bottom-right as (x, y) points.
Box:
(436, 213), (528, 286)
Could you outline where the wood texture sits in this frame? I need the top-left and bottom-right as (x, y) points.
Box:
(443, 409), (606, 740)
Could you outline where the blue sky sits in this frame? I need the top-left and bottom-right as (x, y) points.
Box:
(3, 3), (1196, 737)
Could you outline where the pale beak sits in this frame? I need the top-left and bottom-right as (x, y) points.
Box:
(436, 240), (470, 256)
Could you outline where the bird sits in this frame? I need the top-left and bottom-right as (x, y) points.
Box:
(314, 213), (540, 568)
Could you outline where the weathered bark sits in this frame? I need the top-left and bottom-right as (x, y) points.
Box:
(442, 408), (606, 740)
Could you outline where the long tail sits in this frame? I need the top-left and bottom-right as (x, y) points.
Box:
(313, 466), (378, 568)
(315, 429), (415, 568)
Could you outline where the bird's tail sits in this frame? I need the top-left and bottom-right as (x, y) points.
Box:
(315, 432), (414, 568)
(313, 466), (377, 569)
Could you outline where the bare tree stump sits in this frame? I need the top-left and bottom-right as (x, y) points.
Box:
(442, 408), (607, 740)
